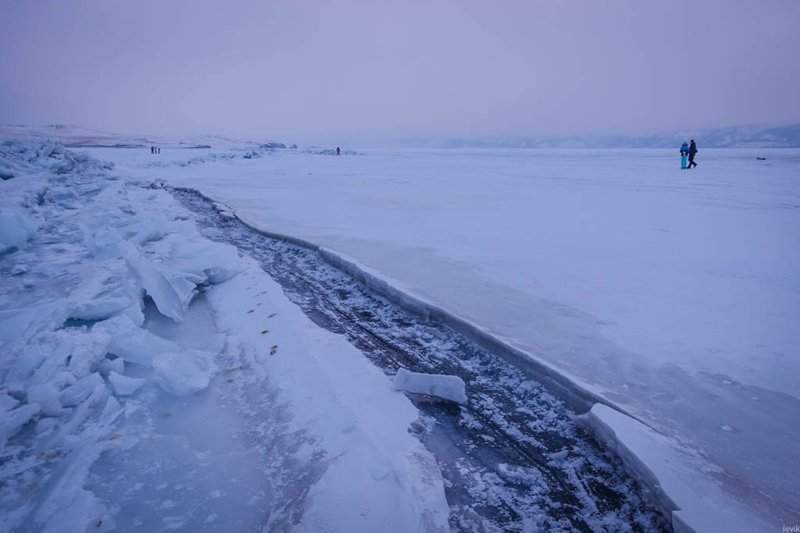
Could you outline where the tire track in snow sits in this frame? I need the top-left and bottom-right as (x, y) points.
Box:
(172, 188), (667, 532)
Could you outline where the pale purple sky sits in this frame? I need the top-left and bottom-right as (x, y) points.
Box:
(1, 0), (798, 143)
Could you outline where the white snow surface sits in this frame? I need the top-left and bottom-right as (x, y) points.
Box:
(0, 140), (448, 532)
(82, 143), (800, 527)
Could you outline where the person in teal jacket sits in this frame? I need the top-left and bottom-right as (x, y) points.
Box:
(679, 142), (689, 169)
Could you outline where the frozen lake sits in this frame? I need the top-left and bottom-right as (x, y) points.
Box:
(91, 146), (800, 522)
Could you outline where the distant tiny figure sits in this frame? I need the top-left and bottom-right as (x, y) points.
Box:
(687, 139), (698, 169)
(679, 142), (689, 169)
(150, 146), (154, 154)
(157, 147), (161, 154)
(336, 147), (341, 156)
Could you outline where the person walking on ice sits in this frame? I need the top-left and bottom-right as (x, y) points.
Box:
(687, 139), (698, 169)
(680, 142), (689, 169)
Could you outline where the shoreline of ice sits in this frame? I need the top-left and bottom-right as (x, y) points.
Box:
(186, 186), (614, 414)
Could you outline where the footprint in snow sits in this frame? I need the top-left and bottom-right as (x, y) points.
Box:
(41, 449), (64, 460)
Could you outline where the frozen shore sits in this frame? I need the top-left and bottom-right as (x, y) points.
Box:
(86, 143), (800, 528)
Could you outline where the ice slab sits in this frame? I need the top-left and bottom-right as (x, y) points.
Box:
(0, 208), (36, 253)
(152, 349), (217, 395)
(0, 392), (20, 412)
(60, 373), (105, 407)
(107, 372), (147, 396)
(149, 233), (243, 285)
(95, 315), (179, 367)
(27, 383), (67, 417)
(0, 403), (41, 447)
(124, 242), (188, 322)
(583, 404), (770, 533)
(393, 367), (467, 405)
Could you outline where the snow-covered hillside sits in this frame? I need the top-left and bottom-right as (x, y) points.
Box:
(439, 123), (800, 148)
(0, 124), (289, 151)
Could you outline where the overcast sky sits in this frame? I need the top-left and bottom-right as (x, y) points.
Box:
(1, 0), (798, 143)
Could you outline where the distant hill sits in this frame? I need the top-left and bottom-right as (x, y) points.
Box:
(0, 124), (288, 151)
(439, 124), (800, 149)
(5, 123), (799, 151)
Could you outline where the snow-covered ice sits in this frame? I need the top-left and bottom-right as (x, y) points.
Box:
(3, 130), (798, 530)
(84, 143), (800, 528)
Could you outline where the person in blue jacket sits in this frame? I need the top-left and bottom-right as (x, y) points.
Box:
(680, 142), (689, 169)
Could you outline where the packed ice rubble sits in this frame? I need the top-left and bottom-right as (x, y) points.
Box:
(0, 141), (239, 529)
(0, 140), (113, 176)
(0, 141), (449, 532)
